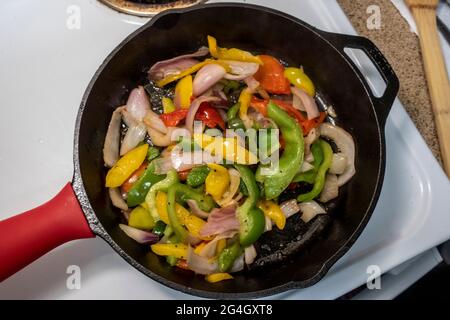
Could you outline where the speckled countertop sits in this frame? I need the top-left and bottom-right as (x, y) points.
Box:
(338, 0), (442, 164)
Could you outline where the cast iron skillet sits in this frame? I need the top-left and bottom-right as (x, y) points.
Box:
(0, 3), (399, 298)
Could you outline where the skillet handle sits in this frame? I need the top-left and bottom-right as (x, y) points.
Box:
(318, 31), (399, 127)
(0, 183), (94, 282)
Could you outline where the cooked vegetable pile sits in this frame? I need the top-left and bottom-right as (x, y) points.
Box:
(103, 36), (356, 283)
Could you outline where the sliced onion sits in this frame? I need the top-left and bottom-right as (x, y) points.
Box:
(126, 86), (151, 122)
(149, 58), (199, 81)
(244, 245), (257, 265)
(122, 210), (131, 222)
(120, 122), (147, 156)
(103, 106), (124, 167)
(145, 126), (179, 147)
(186, 199), (209, 219)
(299, 161), (314, 173)
(264, 215), (273, 232)
(319, 123), (356, 186)
(143, 109), (167, 134)
(280, 199), (301, 219)
(319, 174), (339, 203)
(197, 231), (236, 259)
(185, 96), (220, 133)
(121, 109), (137, 128)
(230, 254), (244, 273)
(330, 153), (347, 175)
(298, 201), (326, 223)
(199, 204), (239, 238)
(304, 127), (319, 155)
(148, 46), (209, 81)
(223, 60), (260, 81)
(292, 93), (305, 112)
(119, 224), (159, 244)
(244, 76), (260, 93)
(187, 246), (219, 275)
(257, 87), (270, 100)
(216, 169), (241, 208)
(193, 64), (227, 96)
(109, 187), (128, 211)
(305, 152), (314, 163)
(186, 234), (202, 246)
(291, 86), (320, 120)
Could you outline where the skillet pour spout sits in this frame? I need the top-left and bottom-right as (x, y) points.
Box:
(0, 3), (398, 298)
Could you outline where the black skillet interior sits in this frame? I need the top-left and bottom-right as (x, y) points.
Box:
(75, 3), (396, 298)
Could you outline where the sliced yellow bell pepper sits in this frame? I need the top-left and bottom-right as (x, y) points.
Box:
(174, 75), (193, 109)
(105, 144), (149, 188)
(156, 191), (209, 240)
(162, 97), (176, 113)
(194, 242), (207, 255)
(205, 272), (234, 283)
(238, 87), (252, 121)
(193, 134), (258, 165)
(284, 67), (316, 97)
(216, 239), (227, 256)
(151, 243), (188, 259)
(128, 206), (155, 231)
(207, 35), (263, 65)
(258, 200), (286, 230)
(156, 59), (230, 87)
(205, 164), (230, 201)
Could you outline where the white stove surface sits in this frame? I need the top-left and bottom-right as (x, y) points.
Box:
(0, 0), (449, 299)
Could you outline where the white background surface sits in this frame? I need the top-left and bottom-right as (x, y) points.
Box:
(0, 0), (449, 299)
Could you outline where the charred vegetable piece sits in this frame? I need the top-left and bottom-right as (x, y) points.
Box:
(127, 161), (165, 207)
(218, 241), (243, 272)
(186, 165), (210, 188)
(234, 165), (265, 247)
(260, 102), (304, 200)
(297, 139), (333, 202)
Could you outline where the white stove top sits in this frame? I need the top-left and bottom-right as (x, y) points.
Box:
(0, 0), (449, 299)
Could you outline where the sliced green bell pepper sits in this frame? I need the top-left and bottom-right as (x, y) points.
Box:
(293, 140), (324, 184)
(127, 161), (165, 207)
(145, 169), (179, 222)
(218, 241), (243, 272)
(234, 165), (265, 247)
(297, 139), (333, 202)
(261, 102), (304, 200)
(186, 165), (210, 188)
(166, 182), (216, 243)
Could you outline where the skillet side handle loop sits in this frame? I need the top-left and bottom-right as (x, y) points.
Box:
(319, 31), (399, 127)
(0, 183), (94, 282)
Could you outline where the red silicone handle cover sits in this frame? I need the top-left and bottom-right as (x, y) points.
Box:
(0, 183), (94, 282)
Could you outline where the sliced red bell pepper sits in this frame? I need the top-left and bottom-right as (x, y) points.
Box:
(195, 102), (225, 130)
(250, 97), (326, 135)
(159, 109), (189, 127)
(253, 55), (291, 95)
(301, 111), (327, 135)
(120, 162), (147, 193)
